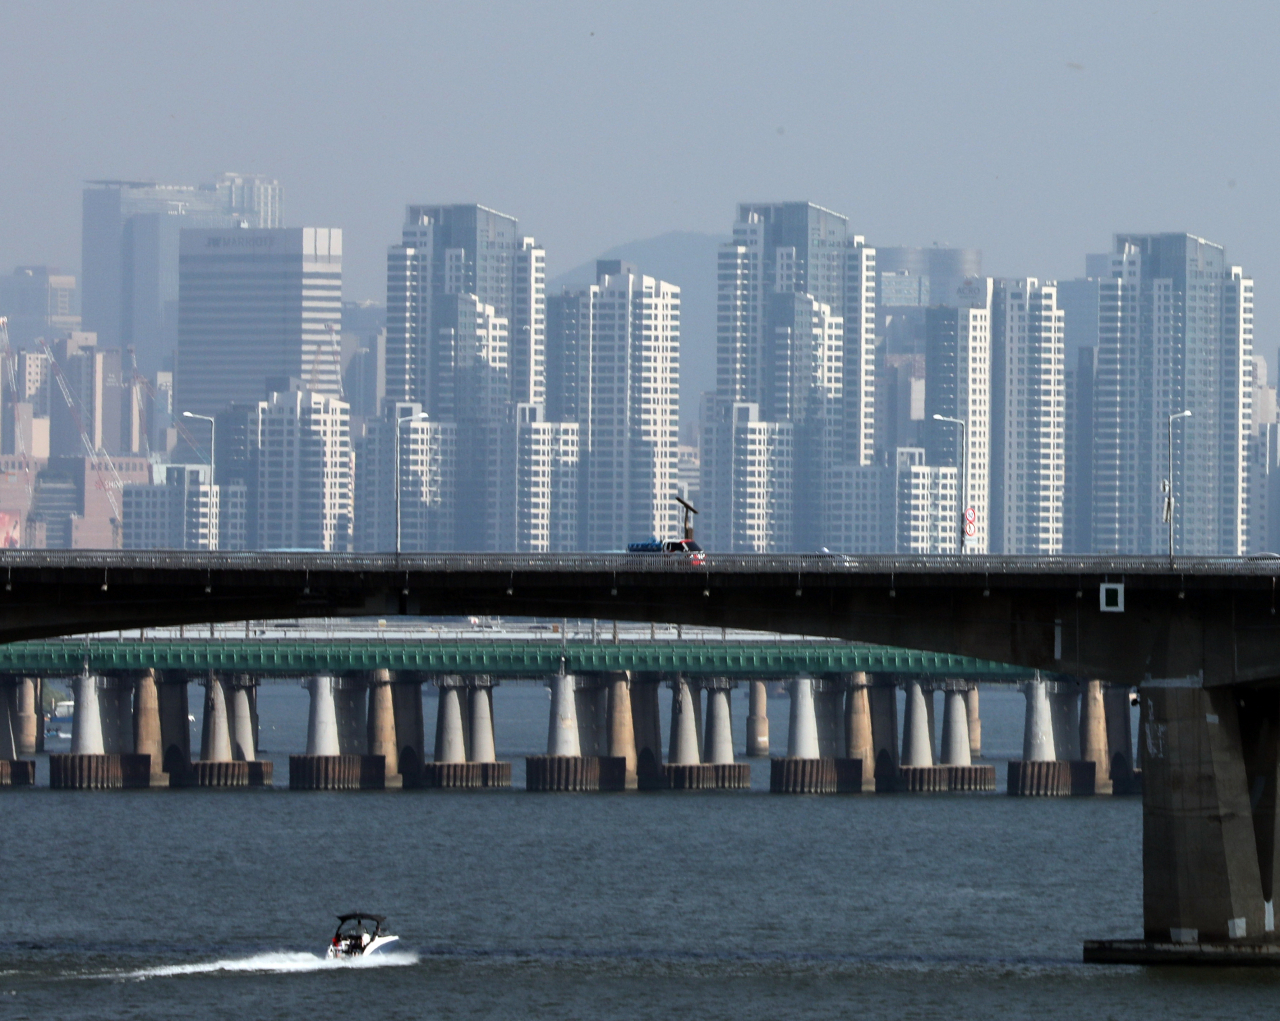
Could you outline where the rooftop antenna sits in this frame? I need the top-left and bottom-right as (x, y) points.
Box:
(675, 495), (698, 542)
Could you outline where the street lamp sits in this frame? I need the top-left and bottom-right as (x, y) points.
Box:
(933, 414), (969, 554)
(181, 412), (216, 484)
(1163, 410), (1192, 565)
(394, 411), (429, 555)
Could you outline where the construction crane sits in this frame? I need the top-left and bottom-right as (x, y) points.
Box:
(38, 337), (125, 522)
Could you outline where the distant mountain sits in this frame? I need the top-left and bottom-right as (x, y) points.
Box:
(549, 231), (728, 432)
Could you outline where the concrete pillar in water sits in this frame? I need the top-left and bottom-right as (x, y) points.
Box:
(1080, 678), (1111, 793)
(435, 682), (468, 763)
(1051, 684), (1081, 760)
(367, 669), (398, 772)
(574, 683), (599, 755)
(964, 685), (982, 757)
(1022, 676), (1057, 761)
(392, 674), (426, 778)
(703, 682), (735, 765)
(201, 674), (233, 762)
(746, 679), (769, 757)
(606, 672), (637, 786)
(845, 673), (875, 766)
(97, 676), (131, 754)
(630, 673), (664, 780)
(230, 677), (256, 762)
(940, 688), (972, 765)
(335, 676), (368, 755)
(0, 680), (16, 761)
(71, 672), (105, 755)
(1103, 684), (1135, 778)
(901, 680), (934, 767)
(133, 669), (164, 772)
(812, 679), (840, 758)
(468, 684), (496, 763)
(787, 676), (820, 758)
(668, 676), (701, 765)
(546, 673), (580, 757)
(869, 679), (899, 778)
(15, 676), (37, 755)
(305, 675), (341, 756)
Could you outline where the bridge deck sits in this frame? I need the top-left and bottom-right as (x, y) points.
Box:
(0, 638), (1038, 679)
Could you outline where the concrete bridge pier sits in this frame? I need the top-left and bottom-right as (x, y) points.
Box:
(841, 672), (876, 792)
(607, 671), (637, 790)
(1104, 683), (1138, 793)
(1080, 679), (1112, 795)
(940, 687), (971, 766)
(703, 681), (734, 765)
(771, 675), (835, 793)
(0, 676), (31, 785)
(901, 680), (933, 768)
(527, 672), (598, 791)
(869, 676), (900, 789)
(188, 672), (250, 788)
(746, 679), (769, 757)
(50, 672), (118, 789)
(14, 677), (37, 756)
(364, 668), (401, 789)
(631, 672), (665, 789)
(132, 669), (168, 787)
(964, 685), (982, 758)
(1051, 682), (1082, 762)
(99, 675), (134, 755)
(334, 675), (368, 757)
(289, 674), (355, 790)
(391, 673), (426, 783)
(1008, 676), (1072, 795)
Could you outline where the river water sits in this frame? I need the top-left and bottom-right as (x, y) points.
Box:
(4, 684), (1277, 1019)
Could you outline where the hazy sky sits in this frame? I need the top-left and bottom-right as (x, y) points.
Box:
(2, 1), (1277, 355)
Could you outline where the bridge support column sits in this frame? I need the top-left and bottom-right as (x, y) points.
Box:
(1118, 683), (1268, 958)
(746, 679), (769, 757)
(941, 688), (971, 766)
(71, 672), (104, 756)
(964, 685), (982, 758)
(229, 677), (257, 762)
(1080, 679), (1112, 795)
(574, 681), (601, 756)
(1105, 684), (1138, 793)
(15, 677), (37, 756)
(99, 676), (133, 754)
(435, 681), (468, 763)
(392, 675), (425, 784)
(457, 680), (508, 787)
(841, 672), (876, 792)
(335, 676), (368, 756)
(607, 672), (636, 790)
(185, 672), (251, 787)
(132, 669), (168, 786)
(814, 678), (842, 759)
(668, 677), (700, 766)
(527, 673), (593, 792)
(1051, 683), (1082, 762)
(901, 680), (933, 767)
(771, 676), (834, 793)
(1008, 677), (1072, 795)
(869, 677), (899, 789)
(364, 669), (402, 789)
(305, 675), (341, 756)
(630, 673), (664, 788)
(704, 682), (734, 765)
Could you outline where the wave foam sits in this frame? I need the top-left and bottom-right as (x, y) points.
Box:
(125, 949), (419, 979)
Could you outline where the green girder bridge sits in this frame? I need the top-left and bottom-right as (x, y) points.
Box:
(0, 638), (1039, 680)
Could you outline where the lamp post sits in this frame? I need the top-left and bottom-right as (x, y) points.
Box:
(933, 414), (969, 554)
(394, 411), (429, 555)
(181, 412), (216, 484)
(1163, 410), (1192, 565)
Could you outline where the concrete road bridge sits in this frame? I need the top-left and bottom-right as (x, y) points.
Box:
(4, 548), (1280, 962)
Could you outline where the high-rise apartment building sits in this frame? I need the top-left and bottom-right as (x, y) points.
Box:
(513, 403), (579, 552)
(255, 389), (352, 551)
(699, 400), (793, 552)
(990, 279), (1065, 554)
(893, 447), (959, 554)
(175, 228), (342, 416)
(353, 402), (456, 552)
(1084, 235), (1252, 555)
(924, 277), (992, 553)
(82, 176), (281, 371)
(579, 262), (680, 550)
(702, 201), (875, 551)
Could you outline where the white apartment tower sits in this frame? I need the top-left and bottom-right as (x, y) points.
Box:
(1089, 235), (1251, 555)
(991, 279), (1065, 554)
(703, 202), (875, 552)
(583, 262), (680, 549)
(894, 448), (959, 554)
(514, 403), (579, 552)
(924, 277), (992, 553)
(122, 465), (220, 550)
(256, 389), (352, 551)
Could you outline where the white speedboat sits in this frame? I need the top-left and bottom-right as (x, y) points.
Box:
(326, 913), (399, 959)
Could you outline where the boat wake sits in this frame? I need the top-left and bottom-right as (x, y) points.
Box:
(123, 949), (419, 980)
